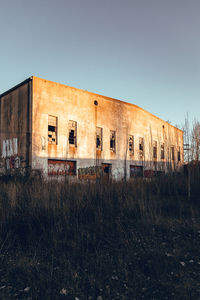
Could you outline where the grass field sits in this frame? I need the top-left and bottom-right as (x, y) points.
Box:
(0, 174), (199, 299)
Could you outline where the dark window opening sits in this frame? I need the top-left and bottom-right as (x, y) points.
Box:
(104, 166), (109, 173)
(96, 127), (103, 150)
(102, 163), (111, 179)
(153, 141), (157, 159)
(178, 147), (181, 161)
(69, 129), (75, 144)
(96, 137), (101, 148)
(48, 125), (55, 132)
(69, 120), (77, 146)
(171, 146), (175, 161)
(110, 131), (116, 152)
(161, 143), (164, 159)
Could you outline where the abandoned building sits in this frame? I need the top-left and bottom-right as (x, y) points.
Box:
(0, 76), (184, 179)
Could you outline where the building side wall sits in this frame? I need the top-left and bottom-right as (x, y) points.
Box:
(32, 77), (183, 179)
(0, 82), (31, 174)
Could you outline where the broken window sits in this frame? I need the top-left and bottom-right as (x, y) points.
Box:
(96, 127), (103, 150)
(153, 141), (157, 159)
(171, 146), (175, 161)
(129, 135), (134, 154)
(48, 115), (57, 144)
(139, 137), (144, 157)
(161, 143), (164, 159)
(69, 120), (77, 146)
(110, 131), (116, 152)
(177, 147), (181, 161)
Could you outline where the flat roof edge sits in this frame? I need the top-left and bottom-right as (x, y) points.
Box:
(0, 76), (183, 133)
(0, 77), (32, 98)
(33, 76), (183, 133)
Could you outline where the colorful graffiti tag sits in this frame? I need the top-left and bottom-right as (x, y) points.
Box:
(0, 138), (22, 172)
(78, 166), (102, 180)
(48, 160), (76, 176)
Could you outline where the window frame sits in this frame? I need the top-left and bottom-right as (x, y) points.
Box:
(96, 127), (103, 150)
(153, 140), (157, 159)
(139, 137), (144, 157)
(68, 120), (77, 147)
(48, 115), (57, 145)
(177, 146), (181, 161)
(129, 135), (134, 155)
(171, 146), (175, 161)
(110, 130), (116, 152)
(161, 143), (165, 159)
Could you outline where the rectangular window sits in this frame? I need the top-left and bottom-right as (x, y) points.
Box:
(69, 120), (77, 146)
(48, 115), (57, 144)
(153, 141), (157, 159)
(130, 165), (143, 178)
(178, 147), (181, 161)
(161, 143), (164, 159)
(139, 137), (144, 157)
(171, 146), (175, 161)
(129, 135), (134, 154)
(96, 127), (103, 150)
(110, 130), (116, 152)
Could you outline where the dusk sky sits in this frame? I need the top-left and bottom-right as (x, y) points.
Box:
(0, 0), (199, 129)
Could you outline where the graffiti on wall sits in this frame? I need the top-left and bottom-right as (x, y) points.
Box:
(48, 160), (76, 176)
(5, 156), (21, 169)
(78, 166), (102, 180)
(1, 138), (22, 171)
(2, 138), (18, 158)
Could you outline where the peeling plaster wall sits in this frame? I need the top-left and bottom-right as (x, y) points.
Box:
(31, 76), (184, 179)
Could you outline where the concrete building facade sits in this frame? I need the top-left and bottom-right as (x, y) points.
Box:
(0, 76), (184, 179)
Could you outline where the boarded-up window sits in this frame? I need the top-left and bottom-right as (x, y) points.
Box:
(153, 141), (157, 159)
(139, 137), (144, 157)
(171, 146), (175, 161)
(129, 135), (134, 154)
(48, 116), (57, 144)
(178, 146), (181, 161)
(161, 143), (164, 159)
(48, 160), (76, 176)
(96, 127), (103, 150)
(69, 120), (77, 146)
(110, 131), (116, 152)
(130, 165), (143, 177)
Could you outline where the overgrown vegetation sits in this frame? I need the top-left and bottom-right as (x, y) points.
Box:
(0, 174), (200, 299)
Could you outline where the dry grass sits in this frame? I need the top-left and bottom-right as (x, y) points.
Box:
(0, 174), (199, 299)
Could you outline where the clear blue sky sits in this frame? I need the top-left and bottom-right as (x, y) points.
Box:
(0, 0), (199, 128)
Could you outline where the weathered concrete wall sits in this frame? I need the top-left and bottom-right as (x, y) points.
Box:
(31, 76), (183, 179)
(0, 80), (31, 174)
